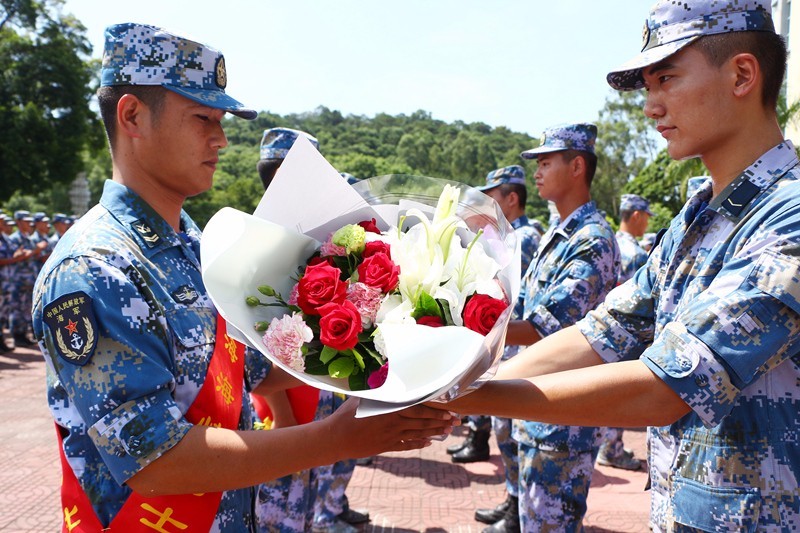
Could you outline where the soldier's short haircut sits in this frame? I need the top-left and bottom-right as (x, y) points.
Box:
(97, 85), (167, 152)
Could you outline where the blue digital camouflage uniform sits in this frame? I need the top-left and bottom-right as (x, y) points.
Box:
(512, 200), (619, 530)
(0, 224), (14, 332)
(491, 214), (542, 497)
(600, 230), (649, 462)
(32, 181), (272, 531)
(312, 390), (357, 529)
(616, 230), (648, 286)
(255, 459), (317, 532)
(578, 141), (800, 531)
(9, 224), (38, 337)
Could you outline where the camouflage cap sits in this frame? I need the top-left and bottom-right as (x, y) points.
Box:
(33, 211), (50, 223)
(52, 213), (69, 223)
(477, 165), (526, 191)
(259, 128), (320, 160)
(620, 193), (653, 215)
(607, 0), (774, 91)
(14, 210), (31, 220)
(521, 123), (597, 160)
(101, 23), (256, 119)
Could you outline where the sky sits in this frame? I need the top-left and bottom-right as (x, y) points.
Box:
(60, 0), (656, 137)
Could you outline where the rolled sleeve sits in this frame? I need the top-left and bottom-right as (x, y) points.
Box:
(642, 248), (800, 427)
(89, 391), (192, 484)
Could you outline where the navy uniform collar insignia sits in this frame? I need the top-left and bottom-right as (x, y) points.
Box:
(172, 285), (199, 305)
(132, 219), (161, 248)
(710, 174), (761, 222)
(43, 291), (98, 366)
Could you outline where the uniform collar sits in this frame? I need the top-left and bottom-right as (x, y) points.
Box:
(708, 140), (799, 223)
(510, 215), (529, 230)
(99, 180), (199, 254)
(553, 201), (596, 238)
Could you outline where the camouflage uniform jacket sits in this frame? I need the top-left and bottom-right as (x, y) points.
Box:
(9, 229), (38, 285)
(510, 215), (541, 320)
(578, 141), (800, 531)
(32, 180), (272, 531)
(615, 229), (648, 285)
(512, 201), (619, 451)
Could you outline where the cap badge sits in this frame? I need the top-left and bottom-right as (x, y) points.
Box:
(641, 20), (651, 51)
(215, 56), (227, 89)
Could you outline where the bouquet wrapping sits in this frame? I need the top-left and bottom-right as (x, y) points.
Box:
(201, 137), (520, 415)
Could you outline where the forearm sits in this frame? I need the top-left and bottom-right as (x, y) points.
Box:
(252, 364), (304, 396)
(496, 325), (601, 379)
(129, 420), (340, 495)
(127, 401), (457, 496)
(504, 319), (542, 346)
(451, 360), (689, 427)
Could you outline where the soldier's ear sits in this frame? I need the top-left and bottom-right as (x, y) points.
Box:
(117, 94), (149, 140)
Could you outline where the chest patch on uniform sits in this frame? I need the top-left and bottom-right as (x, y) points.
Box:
(43, 291), (98, 366)
(132, 219), (160, 248)
(172, 285), (199, 305)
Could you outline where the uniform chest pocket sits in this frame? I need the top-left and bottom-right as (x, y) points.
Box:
(164, 306), (216, 349)
(671, 476), (760, 532)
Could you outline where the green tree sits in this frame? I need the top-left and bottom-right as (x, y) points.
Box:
(0, 0), (100, 201)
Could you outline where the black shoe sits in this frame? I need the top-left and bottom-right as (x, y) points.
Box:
(446, 428), (475, 455)
(13, 334), (34, 347)
(338, 506), (370, 525)
(451, 429), (490, 463)
(481, 496), (520, 533)
(475, 495), (513, 524)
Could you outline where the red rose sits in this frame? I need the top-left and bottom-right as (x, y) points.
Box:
(358, 218), (381, 234)
(296, 263), (347, 316)
(363, 240), (391, 259)
(462, 293), (507, 335)
(307, 254), (336, 267)
(416, 315), (444, 327)
(357, 253), (400, 293)
(317, 300), (363, 351)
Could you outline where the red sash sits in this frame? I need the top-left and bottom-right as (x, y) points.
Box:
(57, 315), (245, 532)
(251, 385), (320, 427)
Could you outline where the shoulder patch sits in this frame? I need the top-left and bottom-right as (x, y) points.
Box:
(172, 285), (199, 305)
(43, 291), (98, 366)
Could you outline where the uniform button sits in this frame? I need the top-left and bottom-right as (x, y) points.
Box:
(695, 375), (708, 387)
(114, 447), (126, 457)
(129, 436), (142, 449)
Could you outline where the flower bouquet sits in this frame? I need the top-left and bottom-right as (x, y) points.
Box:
(201, 137), (520, 415)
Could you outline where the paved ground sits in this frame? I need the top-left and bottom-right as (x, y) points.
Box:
(0, 344), (650, 532)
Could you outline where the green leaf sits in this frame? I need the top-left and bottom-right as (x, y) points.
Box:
(412, 290), (442, 320)
(328, 357), (355, 379)
(438, 298), (455, 325)
(320, 345), (338, 364)
(348, 372), (367, 391)
(350, 347), (365, 369)
(303, 352), (328, 375)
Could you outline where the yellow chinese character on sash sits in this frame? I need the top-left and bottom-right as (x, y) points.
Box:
(64, 505), (81, 531)
(215, 374), (234, 405)
(224, 334), (238, 363)
(139, 503), (188, 532)
(197, 415), (222, 428)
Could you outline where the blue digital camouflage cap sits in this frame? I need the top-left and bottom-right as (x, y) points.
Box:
(52, 213), (68, 223)
(477, 165), (526, 191)
(259, 127), (320, 160)
(619, 193), (654, 215)
(101, 23), (256, 119)
(521, 123), (597, 160)
(33, 212), (50, 223)
(14, 210), (31, 220)
(607, 0), (774, 91)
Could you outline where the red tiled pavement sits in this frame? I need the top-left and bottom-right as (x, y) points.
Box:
(0, 344), (650, 532)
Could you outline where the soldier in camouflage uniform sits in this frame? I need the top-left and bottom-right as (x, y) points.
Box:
(0, 214), (23, 352)
(464, 165), (543, 526)
(450, 165), (541, 468)
(439, 1), (800, 530)
(485, 124), (620, 532)
(31, 212), (54, 271)
(9, 210), (44, 346)
(31, 22), (455, 532)
(596, 194), (652, 471)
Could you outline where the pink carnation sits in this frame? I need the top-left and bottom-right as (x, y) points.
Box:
(320, 233), (347, 257)
(287, 283), (300, 306)
(346, 282), (383, 328)
(262, 313), (313, 373)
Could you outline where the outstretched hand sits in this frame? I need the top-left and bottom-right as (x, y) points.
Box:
(326, 399), (460, 458)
